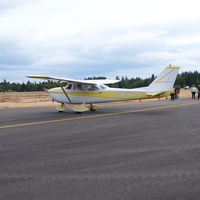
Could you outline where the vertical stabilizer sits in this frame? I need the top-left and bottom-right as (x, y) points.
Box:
(147, 66), (180, 92)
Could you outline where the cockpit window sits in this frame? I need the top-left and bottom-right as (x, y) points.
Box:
(72, 84), (99, 91)
(66, 83), (72, 90)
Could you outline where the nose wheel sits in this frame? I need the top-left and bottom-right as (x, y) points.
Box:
(56, 103), (68, 113)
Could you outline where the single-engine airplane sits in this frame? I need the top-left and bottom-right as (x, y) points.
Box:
(27, 65), (180, 113)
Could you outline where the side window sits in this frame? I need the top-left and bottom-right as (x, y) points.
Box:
(100, 85), (106, 90)
(73, 84), (83, 90)
(77, 84), (82, 90)
(82, 85), (88, 91)
(88, 85), (99, 91)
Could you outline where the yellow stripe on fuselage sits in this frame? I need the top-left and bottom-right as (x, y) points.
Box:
(49, 88), (161, 93)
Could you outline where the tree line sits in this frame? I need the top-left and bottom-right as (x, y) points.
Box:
(0, 80), (65, 92)
(112, 71), (200, 89)
(0, 71), (200, 92)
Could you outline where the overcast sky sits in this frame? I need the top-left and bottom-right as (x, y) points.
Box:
(0, 0), (200, 82)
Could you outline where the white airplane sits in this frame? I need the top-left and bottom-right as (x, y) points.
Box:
(27, 65), (180, 113)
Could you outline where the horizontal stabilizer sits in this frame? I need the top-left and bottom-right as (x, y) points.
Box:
(146, 92), (164, 96)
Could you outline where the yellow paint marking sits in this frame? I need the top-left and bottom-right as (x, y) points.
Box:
(0, 102), (199, 129)
(166, 66), (180, 69)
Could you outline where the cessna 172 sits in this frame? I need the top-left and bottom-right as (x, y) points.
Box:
(27, 65), (180, 113)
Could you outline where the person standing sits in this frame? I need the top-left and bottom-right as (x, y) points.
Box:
(174, 87), (180, 99)
(198, 85), (200, 100)
(191, 85), (197, 99)
(170, 88), (175, 101)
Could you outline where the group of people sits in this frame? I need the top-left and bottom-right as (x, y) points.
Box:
(170, 85), (200, 100)
(190, 85), (200, 99)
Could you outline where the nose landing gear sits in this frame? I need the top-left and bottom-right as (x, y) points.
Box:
(56, 103), (69, 113)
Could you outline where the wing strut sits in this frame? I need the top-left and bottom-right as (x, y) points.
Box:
(61, 86), (71, 104)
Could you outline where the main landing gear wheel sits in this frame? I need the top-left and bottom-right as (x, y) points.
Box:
(75, 112), (82, 114)
(90, 104), (96, 112)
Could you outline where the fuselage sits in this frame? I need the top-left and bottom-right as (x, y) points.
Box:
(48, 85), (168, 104)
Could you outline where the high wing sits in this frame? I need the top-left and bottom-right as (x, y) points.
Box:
(26, 75), (120, 85)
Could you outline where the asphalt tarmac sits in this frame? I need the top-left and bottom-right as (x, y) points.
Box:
(0, 99), (200, 200)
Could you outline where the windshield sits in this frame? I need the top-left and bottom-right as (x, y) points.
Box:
(66, 83), (72, 90)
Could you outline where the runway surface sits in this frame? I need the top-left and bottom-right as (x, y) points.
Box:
(0, 99), (200, 200)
